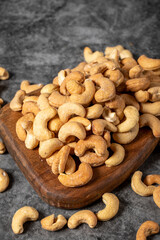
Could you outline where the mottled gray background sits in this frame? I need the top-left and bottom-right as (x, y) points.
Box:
(0, 0), (160, 239)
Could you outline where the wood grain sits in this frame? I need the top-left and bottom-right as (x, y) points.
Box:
(0, 104), (159, 209)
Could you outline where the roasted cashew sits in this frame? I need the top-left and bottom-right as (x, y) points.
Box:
(86, 104), (103, 119)
(105, 143), (125, 167)
(0, 67), (9, 80)
(11, 206), (39, 234)
(153, 186), (160, 208)
(69, 117), (91, 130)
(22, 101), (40, 116)
(75, 135), (108, 157)
(21, 121), (39, 149)
(80, 151), (109, 167)
(105, 95), (125, 120)
(136, 221), (159, 240)
(33, 107), (57, 141)
(104, 69), (124, 87)
(85, 60), (118, 75)
(113, 123), (139, 144)
(70, 79), (95, 105)
(48, 116), (63, 132)
(139, 113), (160, 138)
(23, 96), (38, 103)
(0, 168), (9, 192)
(16, 113), (35, 141)
(58, 162), (93, 187)
(138, 55), (160, 70)
(105, 45), (124, 56)
(0, 141), (6, 154)
(97, 193), (119, 221)
(119, 49), (133, 59)
(120, 94), (140, 111)
(41, 83), (59, 94)
(37, 94), (51, 110)
(134, 90), (149, 103)
(148, 86), (160, 102)
(103, 131), (111, 147)
(39, 138), (63, 158)
(58, 69), (71, 86)
(117, 106), (139, 133)
(58, 121), (86, 143)
(10, 90), (26, 111)
(144, 174), (160, 186)
(67, 141), (77, 155)
(68, 210), (97, 229)
(58, 102), (86, 123)
(102, 107), (120, 125)
(52, 76), (59, 85)
(84, 47), (104, 63)
(126, 77), (150, 92)
(48, 90), (70, 108)
(129, 65), (143, 78)
(121, 57), (137, 72)
(20, 80), (43, 94)
(41, 214), (67, 231)
(72, 62), (87, 73)
(131, 171), (156, 196)
(92, 119), (117, 135)
(107, 49), (119, 64)
(140, 101), (160, 116)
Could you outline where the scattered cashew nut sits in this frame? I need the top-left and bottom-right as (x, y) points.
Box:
(41, 214), (67, 231)
(105, 143), (125, 167)
(136, 221), (159, 240)
(0, 168), (9, 192)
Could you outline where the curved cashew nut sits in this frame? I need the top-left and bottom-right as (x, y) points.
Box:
(58, 69), (71, 86)
(117, 106), (139, 132)
(92, 119), (117, 135)
(80, 151), (109, 167)
(41, 214), (67, 231)
(104, 69), (124, 87)
(20, 80), (43, 93)
(0, 168), (9, 192)
(22, 101), (40, 116)
(105, 143), (125, 167)
(126, 77), (150, 92)
(41, 83), (59, 94)
(33, 107), (57, 141)
(11, 206), (39, 234)
(105, 95), (125, 120)
(48, 90), (70, 108)
(0, 141), (6, 154)
(105, 45), (124, 56)
(69, 79), (95, 105)
(84, 46), (104, 63)
(96, 193), (119, 221)
(69, 117), (91, 131)
(113, 123), (139, 144)
(119, 49), (133, 59)
(134, 90), (149, 103)
(58, 162), (93, 187)
(58, 102), (86, 123)
(148, 86), (160, 102)
(16, 113), (35, 141)
(23, 96), (39, 103)
(37, 94), (51, 110)
(68, 210), (97, 229)
(58, 122), (86, 143)
(138, 55), (160, 70)
(140, 101), (160, 116)
(120, 94), (140, 111)
(131, 171), (156, 196)
(10, 90), (26, 111)
(139, 113), (160, 138)
(39, 138), (63, 158)
(75, 135), (108, 157)
(153, 186), (160, 208)
(0, 67), (9, 80)
(136, 221), (159, 240)
(48, 116), (63, 132)
(129, 65), (143, 78)
(72, 61), (87, 73)
(144, 174), (160, 186)
(86, 104), (103, 119)
(102, 107), (120, 125)
(121, 57), (137, 71)
(22, 121), (39, 149)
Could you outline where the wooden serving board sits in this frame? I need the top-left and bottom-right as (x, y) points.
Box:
(0, 104), (159, 209)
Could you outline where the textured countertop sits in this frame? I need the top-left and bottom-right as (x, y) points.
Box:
(0, 0), (160, 239)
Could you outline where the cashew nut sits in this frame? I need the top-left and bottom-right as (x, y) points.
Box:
(22, 101), (40, 115)
(144, 174), (160, 186)
(58, 102), (86, 123)
(103, 131), (111, 147)
(129, 65), (143, 78)
(37, 94), (51, 110)
(121, 57), (137, 71)
(120, 93), (140, 111)
(75, 135), (108, 157)
(69, 117), (91, 130)
(58, 69), (71, 86)
(23, 96), (38, 103)
(138, 55), (160, 70)
(126, 77), (150, 92)
(48, 116), (63, 132)
(140, 101), (160, 116)
(21, 121), (39, 149)
(80, 151), (109, 167)
(58, 122), (86, 143)
(72, 61), (87, 73)
(48, 90), (70, 108)
(0, 141), (6, 154)
(20, 80), (43, 93)
(134, 90), (149, 103)
(131, 171), (156, 196)
(10, 90), (26, 111)
(39, 138), (63, 158)
(41, 83), (58, 94)
(58, 162), (93, 187)
(139, 113), (160, 138)
(92, 119), (117, 135)
(153, 186), (160, 208)
(117, 106), (139, 132)
(11, 206), (39, 234)
(96, 193), (119, 221)
(119, 49), (133, 59)
(105, 45), (124, 56)
(86, 104), (103, 119)
(41, 214), (67, 231)
(136, 221), (159, 240)
(33, 107), (57, 141)
(0, 67), (9, 80)
(68, 210), (97, 229)
(84, 47), (104, 63)
(105, 143), (125, 167)
(105, 95), (125, 120)
(104, 69), (124, 87)
(0, 168), (9, 192)
(113, 123), (139, 144)
(148, 86), (160, 102)
(102, 107), (120, 125)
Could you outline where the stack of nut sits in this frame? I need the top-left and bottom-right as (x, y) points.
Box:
(10, 45), (160, 188)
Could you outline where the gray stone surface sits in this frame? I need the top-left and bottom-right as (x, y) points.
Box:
(0, 0), (160, 239)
